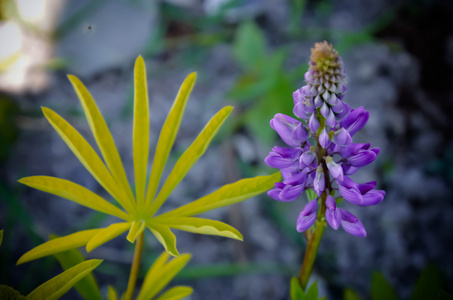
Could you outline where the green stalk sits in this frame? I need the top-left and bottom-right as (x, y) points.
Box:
(125, 231), (145, 300)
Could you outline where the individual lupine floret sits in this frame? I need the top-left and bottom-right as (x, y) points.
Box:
(265, 41), (385, 237)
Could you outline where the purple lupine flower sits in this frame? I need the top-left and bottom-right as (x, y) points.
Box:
(265, 41), (385, 237)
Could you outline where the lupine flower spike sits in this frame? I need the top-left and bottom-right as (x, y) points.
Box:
(265, 42), (385, 237)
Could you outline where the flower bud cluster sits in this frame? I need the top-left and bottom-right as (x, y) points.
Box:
(265, 42), (385, 237)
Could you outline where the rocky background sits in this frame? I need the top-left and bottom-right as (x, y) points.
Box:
(1, 0), (452, 299)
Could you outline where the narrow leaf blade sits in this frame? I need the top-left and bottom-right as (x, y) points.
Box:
(290, 277), (305, 300)
(133, 55), (150, 208)
(41, 107), (133, 214)
(156, 217), (243, 241)
(149, 106), (233, 216)
(145, 73), (197, 208)
(0, 229), (3, 247)
(17, 229), (102, 265)
(26, 259), (102, 300)
(147, 224), (179, 256)
(160, 172), (281, 218)
(86, 222), (131, 252)
(51, 235), (102, 300)
(67, 75), (135, 210)
(19, 176), (129, 221)
(138, 254), (191, 300)
(126, 221), (145, 243)
(372, 272), (397, 300)
(154, 286), (193, 300)
(107, 286), (118, 300)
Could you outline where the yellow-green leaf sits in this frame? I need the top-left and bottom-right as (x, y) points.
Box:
(133, 56), (150, 209)
(137, 253), (191, 300)
(107, 286), (118, 300)
(147, 224), (179, 256)
(155, 217), (243, 241)
(126, 221), (145, 243)
(26, 259), (102, 300)
(154, 286), (193, 300)
(51, 235), (102, 300)
(67, 75), (135, 211)
(160, 172), (281, 218)
(148, 106), (233, 216)
(41, 107), (134, 214)
(145, 73), (197, 207)
(18, 176), (129, 221)
(0, 229), (3, 247)
(17, 229), (102, 265)
(86, 222), (131, 252)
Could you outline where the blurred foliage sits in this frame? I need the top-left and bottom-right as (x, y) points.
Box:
(344, 264), (452, 300)
(0, 96), (19, 162)
(291, 279), (326, 300)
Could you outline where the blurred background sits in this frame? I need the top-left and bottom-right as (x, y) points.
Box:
(1, 0), (452, 299)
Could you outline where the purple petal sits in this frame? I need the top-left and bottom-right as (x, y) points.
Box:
(326, 158), (344, 181)
(332, 128), (352, 146)
(370, 147), (380, 156)
(359, 189), (385, 206)
(319, 128), (330, 149)
(325, 195), (341, 230)
(296, 200), (318, 232)
(342, 164), (359, 175)
(309, 114), (320, 132)
(293, 102), (308, 119)
(314, 166), (325, 196)
(339, 143), (367, 158)
(338, 183), (363, 205)
(321, 102), (329, 118)
(265, 146), (301, 169)
(283, 171), (308, 186)
(292, 89), (303, 105)
(270, 114), (302, 147)
(292, 122), (309, 142)
(357, 181), (377, 194)
(335, 102), (351, 119)
(300, 149), (316, 167)
(280, 184), (305, 201)
(339, 107), (369, 136)
(314, 95), (323, 108)
(325, 109), (336, 127)
(339, 208), (367, 237)
(347, 150), (377, 167)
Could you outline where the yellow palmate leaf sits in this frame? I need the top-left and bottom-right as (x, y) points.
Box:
(107, 286), (118, 300)
(159, 172), (281, 218)
(148, 106), (233, 217)
(86, 222), (131, 252)
(126, 221), (145, 243)
(154, 286), (193, 300)
(19, 176), (129, 221)
(67, 75), (135, 210)
(137, 253), (191, 300)
(147, 224), (179, 256)
(17, 229), (102, 265)
(41, 107), (134, 214)
(133, 56), (150, 209)
(26, 259), (102, 300)
(155, 217), (243, 241)
(145, 73), (197, 207)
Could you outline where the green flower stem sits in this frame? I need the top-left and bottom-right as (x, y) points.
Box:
(298, 194), (327, 290)
(125, 231), (145, 300)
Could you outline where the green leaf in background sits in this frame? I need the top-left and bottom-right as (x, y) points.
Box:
(0, 285), (25, 299)
(306, 189), (317, 201)
(411, 264), (444, 300)
(0, 229), (3, 247)
(290, 277), (305, 300)
(306, 282), (319, 300)
(372, 272), (397, 300)
(343, 288), (362, 300)
(51, 235), (102, 300)
(154, 286), (193, 300)
(107, 286), (118, 300)
(233, 21), (266, 68)
(27, 259), (102, 300)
